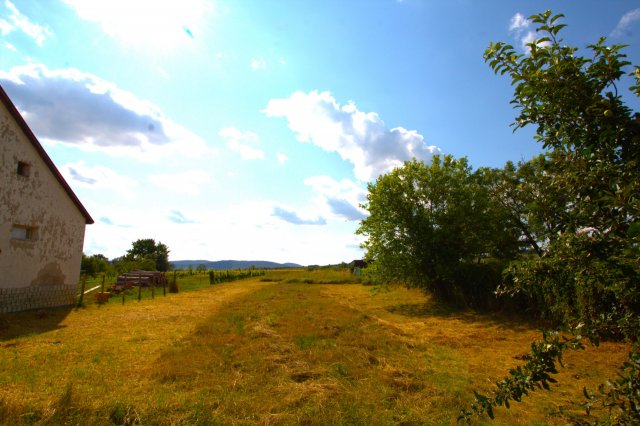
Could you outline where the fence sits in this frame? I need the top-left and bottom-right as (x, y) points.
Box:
(77, 268), (264, 307)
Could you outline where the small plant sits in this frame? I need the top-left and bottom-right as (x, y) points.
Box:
(228, 314), (244, 334)
(109, 402), (141, 425)
(459, 331), (585, 421)
(294, 335), (319, 350)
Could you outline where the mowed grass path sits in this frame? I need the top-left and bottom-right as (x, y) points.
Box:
(0, 271), (630, 425)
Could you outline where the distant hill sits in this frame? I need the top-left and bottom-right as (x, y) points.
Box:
(170, 260), (302, 270)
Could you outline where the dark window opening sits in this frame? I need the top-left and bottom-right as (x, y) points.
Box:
(17, 161), (31, 177)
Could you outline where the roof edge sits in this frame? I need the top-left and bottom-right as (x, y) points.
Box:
(0, 84), (94, 225)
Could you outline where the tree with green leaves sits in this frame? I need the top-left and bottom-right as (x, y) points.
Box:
(461, 11), (639, 423)
(357, 155), (521, 308)
(81, 253), (111, 277)
(111, 256), (157, 274)
(125, 238), (171, 271)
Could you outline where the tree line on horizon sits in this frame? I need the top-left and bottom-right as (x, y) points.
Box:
(81, 238), (170, 276)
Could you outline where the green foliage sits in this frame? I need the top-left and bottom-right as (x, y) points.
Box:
(207, 268), (265, 284)
(485, 9), (640, 340)
(484, 157), (560, 258)
(582, 345), (640, 424)
(459, 332), (585, 421)
(112, 256), (156, 274)
(81, 253), (111, 277)
(357, 155), (520, 308)
(463, 10), (640, 422)
(125, 238), (171, 271)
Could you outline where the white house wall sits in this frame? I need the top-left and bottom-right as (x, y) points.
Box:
(0, 99), (86, 312)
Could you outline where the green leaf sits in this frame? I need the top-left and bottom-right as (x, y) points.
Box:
(627, 222), (640, 238)
(551, 24), (567, 35)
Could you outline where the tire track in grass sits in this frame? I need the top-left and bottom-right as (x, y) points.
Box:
(149, 282), (470, 425)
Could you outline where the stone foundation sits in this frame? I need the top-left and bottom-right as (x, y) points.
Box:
(0, 285), (76, 313)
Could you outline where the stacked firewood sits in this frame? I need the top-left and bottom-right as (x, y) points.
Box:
(115, 270), (167, 287)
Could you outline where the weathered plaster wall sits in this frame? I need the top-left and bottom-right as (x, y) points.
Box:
(0, 100), (86, 311)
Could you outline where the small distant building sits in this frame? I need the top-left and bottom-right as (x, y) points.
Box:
(349, 259), (368, 276)
(0, 85), (93, 312)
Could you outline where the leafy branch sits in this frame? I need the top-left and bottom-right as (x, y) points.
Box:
(582, 345), (640, 425)
(459, 331), (585, 421)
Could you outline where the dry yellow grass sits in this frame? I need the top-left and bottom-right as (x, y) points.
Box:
(320, 284), (630, 423)
(0, 272), (630, 425)
(0, 280), (270, 424)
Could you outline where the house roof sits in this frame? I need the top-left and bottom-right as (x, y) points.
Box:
(0, 84), (94, 224)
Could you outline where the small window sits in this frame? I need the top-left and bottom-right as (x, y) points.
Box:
(17, 161), (31, 177)
(10, 225), (38, 241)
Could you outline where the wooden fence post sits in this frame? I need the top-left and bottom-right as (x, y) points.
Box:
(137, 272), (142, 302)
(77, 274), (87, 308)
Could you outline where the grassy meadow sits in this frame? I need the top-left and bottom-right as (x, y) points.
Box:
(0, 268), (630, 425)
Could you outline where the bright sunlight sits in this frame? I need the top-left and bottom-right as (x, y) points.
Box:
(63, 0), (212, 51)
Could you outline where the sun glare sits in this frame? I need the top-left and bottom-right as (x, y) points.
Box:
(63, 0), (213, 51)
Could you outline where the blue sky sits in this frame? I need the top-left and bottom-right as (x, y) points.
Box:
(1, 0), (639, 265)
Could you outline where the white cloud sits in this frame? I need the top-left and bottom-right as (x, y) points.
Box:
(63, 0), (212, 51)
(304, 176), (368, 221)
(271, 175), (367, 225)
(264, 91), (440, 182)
(4, 42), (17, 52)
(219, 126), (265, 160)
(276, 152), (288, 165)
(59, 161), (138, 199)
(611, 8), (640, 38)
(1, 0), (52, 46)
(509, 13), (529, 32)
(250, 57), (267, 70)
(508, 12), (550, 52)
(0, 64), (216, 161)
(148, 170), (212, 196)
(0, 19), (12, 35)
(520, 31), (537, 49)
(168, 210), (196, 224)
(272, 206), (326, 225)
(81, 197), (364, 266)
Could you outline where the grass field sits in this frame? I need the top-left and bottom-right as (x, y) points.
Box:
(0, 269), (630, 425)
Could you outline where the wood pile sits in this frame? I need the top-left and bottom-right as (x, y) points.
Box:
(116, 270), (167, 287)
